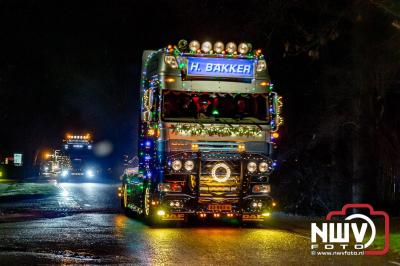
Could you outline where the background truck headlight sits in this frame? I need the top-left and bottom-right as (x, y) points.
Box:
(86, 169), (95, 177)
(61, 170), (69, 177)
(184, 160), (194, 171)
(172, 160), (182, 171)
(247, 162), (257, 173)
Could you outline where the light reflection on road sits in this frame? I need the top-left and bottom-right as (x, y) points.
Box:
(0, 180), (395, 265)
(109, 214), (396, 266)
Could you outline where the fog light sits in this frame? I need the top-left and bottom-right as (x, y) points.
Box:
(157, 210), (166, 216)
(213, 213), (220, 218)
(252, 184), (271, 193)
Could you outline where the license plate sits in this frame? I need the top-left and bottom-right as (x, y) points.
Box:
(208, 204), (232, 211)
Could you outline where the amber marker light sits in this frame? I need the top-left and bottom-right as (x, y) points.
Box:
(272, 132), (280, 139)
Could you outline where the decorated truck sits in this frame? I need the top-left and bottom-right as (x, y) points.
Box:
(120, 40), (283, 224)
(60, 133), (98, 179)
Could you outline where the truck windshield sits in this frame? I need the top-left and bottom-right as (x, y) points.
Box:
(162, 90), (268, 124)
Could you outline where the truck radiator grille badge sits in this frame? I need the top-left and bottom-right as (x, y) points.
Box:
(200, 161), (240, 199)
(211, 162), (231, 182)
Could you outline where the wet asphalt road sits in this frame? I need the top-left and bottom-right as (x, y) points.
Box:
(0, 182), (398, 265)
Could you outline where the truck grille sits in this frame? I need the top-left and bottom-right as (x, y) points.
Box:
(199, 161), (241, 200)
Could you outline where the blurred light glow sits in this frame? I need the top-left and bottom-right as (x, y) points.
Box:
(94, 140), (113, 157)
(86, 169), (95, 178)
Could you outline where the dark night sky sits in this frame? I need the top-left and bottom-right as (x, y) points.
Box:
(0, 0), (299, 168)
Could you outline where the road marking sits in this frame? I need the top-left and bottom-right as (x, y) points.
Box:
(389, 261), (400, 265)
(56, 184), (80, 209)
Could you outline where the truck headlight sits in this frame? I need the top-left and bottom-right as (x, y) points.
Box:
(252, 184), (271, 193)
(184, 160), (194, 171)
(189, 40), (200, 52)
(172, 160), (182, 171)
(164, 55), (178, 68)
(256, 60), (267, 72)
(247, 162), (257, 173)
(259, 162), (269, 173)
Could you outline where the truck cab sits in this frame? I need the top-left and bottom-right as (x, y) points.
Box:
(121, 40), (283, 224)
